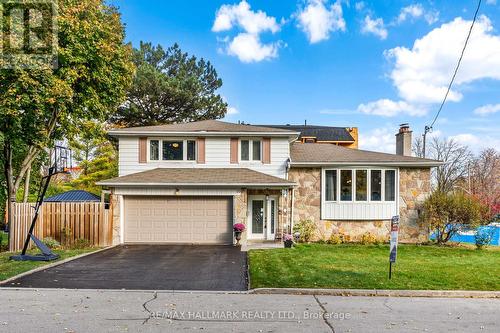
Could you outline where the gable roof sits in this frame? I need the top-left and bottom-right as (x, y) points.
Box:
(44, 190), (101, 202)
(97, 168), (296, 187)
(109, 120), (299, 137)
(262, 125), (354, 142)
(290, 143), (442, 167)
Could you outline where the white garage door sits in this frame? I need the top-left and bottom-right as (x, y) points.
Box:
(124, 196), (233, 244)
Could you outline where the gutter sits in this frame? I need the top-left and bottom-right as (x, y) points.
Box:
(96, 182), (297, 187)
(108, 131), (301, 138)
(289, 161), (443, 167)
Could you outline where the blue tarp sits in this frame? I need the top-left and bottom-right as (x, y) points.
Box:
(430, 224), (500, 246)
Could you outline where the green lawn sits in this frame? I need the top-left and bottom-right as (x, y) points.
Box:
(0, 247), (99, 281)
(249, 244), (500, 291)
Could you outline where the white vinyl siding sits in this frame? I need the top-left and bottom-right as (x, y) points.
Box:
(118, 136), (289, 178)
(321, 167), (399, 220)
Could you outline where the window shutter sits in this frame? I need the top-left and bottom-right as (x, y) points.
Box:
(197, 138), (206, 164)
(262, 137), (271, 164)
(138, 137), (147, 163)
(230, 138), (239, 164)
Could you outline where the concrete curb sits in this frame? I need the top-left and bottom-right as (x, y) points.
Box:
(0, 245), (118, 286)
(249, 288), (500, 298)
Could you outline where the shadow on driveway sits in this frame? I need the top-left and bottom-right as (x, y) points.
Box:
(2, 245), (248, 291)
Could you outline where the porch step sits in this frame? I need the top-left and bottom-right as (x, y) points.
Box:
(241, 241), (283, 252)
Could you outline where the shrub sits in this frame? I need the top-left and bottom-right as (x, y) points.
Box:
(327, 233), (342, 245)
(360, 232), (378, 245)
(421, 191), (488, 244)
(71, 238), (92, 249)
(475, 228), (494, 249)
(293, 219), (317, 243)
(42, 237), (61, 249)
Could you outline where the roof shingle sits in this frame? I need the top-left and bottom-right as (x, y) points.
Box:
(97, 168), (296, 187)
(263, 125), (354, 142)
(290, 143), (442, 166)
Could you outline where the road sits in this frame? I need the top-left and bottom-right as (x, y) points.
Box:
(0, 289), (498, 332)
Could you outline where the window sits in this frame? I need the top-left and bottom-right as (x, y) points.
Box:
(385, 170), (396, 201)
(252, 140), (261, 160)
(241, 140), (249, 161)
(150, 140), (159, 160)
(325, 170), (337, 201)
(240, 139), (261, 161)
(162, 140), (183, 160)
(187, 140), (196, 161)
(340, 170), (352, 201)
(371, 170), (382, 201)
(355, 170), (367, 201)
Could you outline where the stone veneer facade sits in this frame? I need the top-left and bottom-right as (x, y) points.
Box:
(288, 167), (431, 243)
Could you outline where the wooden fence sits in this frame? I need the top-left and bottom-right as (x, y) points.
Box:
(8, 202), (113, 252)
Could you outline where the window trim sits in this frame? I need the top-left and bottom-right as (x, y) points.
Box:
(147, 138), (197, 162)
(323, 167), (398, 203)
(239, 138), (262, 163)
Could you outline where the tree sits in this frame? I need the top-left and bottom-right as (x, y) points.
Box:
(110, 42), (227, 127)
(421, 191), (488, 244)
(428, 137), (473, 192)
(468, 149), (500, 218)
(0, 0), (134, 230)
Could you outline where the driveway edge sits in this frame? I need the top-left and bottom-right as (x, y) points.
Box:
(0, 245), (118, 286)
(249, 288), (500, 298)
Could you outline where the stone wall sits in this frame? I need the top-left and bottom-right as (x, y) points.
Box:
(233, 189), (248, 244)
(288, 167), (431, 243)
(399, 168), (431, 242)
(109, 193), (121, 245)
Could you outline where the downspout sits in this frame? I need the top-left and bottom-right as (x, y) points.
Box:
(286, 134), (299, 235)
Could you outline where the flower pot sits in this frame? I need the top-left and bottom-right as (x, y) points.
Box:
(234, 231), (242, 245)
(284, 239), (293, 248)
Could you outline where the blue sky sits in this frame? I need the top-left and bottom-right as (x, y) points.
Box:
(117, 0), (500, 153)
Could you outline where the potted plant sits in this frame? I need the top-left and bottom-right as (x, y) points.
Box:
(283, 234), (293, 248)
(233, 223), (245, 245)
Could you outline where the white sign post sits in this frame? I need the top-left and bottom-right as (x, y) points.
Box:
(389, 215), (400, 279)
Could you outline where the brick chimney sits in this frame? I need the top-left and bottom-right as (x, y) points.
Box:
(396, 123), (412, 156)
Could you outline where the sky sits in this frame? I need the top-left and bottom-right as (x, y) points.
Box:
(116, 0), (500, 154)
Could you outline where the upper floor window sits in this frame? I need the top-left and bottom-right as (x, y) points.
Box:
(325, 168), (397, 202)
(240, 139), (261, 161)
(148, 139), (196, 161)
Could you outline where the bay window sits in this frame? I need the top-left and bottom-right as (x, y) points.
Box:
(149, 140), (159, 161)
(323, 168), (397, 202)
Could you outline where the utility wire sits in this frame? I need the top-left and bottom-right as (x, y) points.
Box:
(428, 0), (482, 129)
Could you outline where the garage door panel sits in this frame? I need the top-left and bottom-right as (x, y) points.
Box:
(124, 196), (233, 244)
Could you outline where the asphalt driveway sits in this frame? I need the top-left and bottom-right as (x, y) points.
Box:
(2, 245), (248, 291)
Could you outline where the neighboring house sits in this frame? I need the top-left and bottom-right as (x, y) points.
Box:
(263, 124), (358, 148)
(44, 190), (101, 202)
(97, 120), (441, 245)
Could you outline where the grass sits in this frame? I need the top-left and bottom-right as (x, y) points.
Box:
(0, 247), (99, 281)
(249, 243), (500, 291)
(0, 231), (7, 249)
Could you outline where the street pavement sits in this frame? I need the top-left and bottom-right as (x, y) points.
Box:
(0, 288), (498, 332)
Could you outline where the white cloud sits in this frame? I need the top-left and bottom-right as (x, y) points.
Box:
(473, 103), (500, 115)
(486, 0), (497, 5)
(227, 106), (239, 115)
(354, 1), (365, 11)
(227, 33), (279, 62)
(359, 127), (396, 153)
(396, 4), (439, 25)
(212, 1), (280, 34)
(357, 99), (426, 117)
(361, 15), (388, 40)
(296, 0), (346, 44)
(212, 1), (282, 62)
(386, 16), (500, 104)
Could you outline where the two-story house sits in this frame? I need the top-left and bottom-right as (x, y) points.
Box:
(98, 120), (441, 245)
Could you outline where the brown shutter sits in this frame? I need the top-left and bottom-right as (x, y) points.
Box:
(197, 138), (206, 164)
(230, 138), (239, 164)
(262, 137), (271, 164)
(138, 137), (147, 163)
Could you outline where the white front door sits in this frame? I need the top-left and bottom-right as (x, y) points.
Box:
(248, 195), (277, 240)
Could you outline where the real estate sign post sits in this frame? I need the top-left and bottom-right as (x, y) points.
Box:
(389, 216), (400, 279)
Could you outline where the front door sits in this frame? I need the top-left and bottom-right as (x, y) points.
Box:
(248, 196), (277, 240)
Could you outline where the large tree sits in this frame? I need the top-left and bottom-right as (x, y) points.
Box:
(0, 0), (134, 229)
(110, 42), (227, 127)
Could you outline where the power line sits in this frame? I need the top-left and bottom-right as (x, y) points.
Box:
(423, 0), (482, 157)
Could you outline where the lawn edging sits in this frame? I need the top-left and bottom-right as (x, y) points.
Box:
(250, 288), (500, 299)
(0, 245), (118, 285)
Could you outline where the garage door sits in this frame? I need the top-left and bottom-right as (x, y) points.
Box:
(124, 196), (233, 244)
